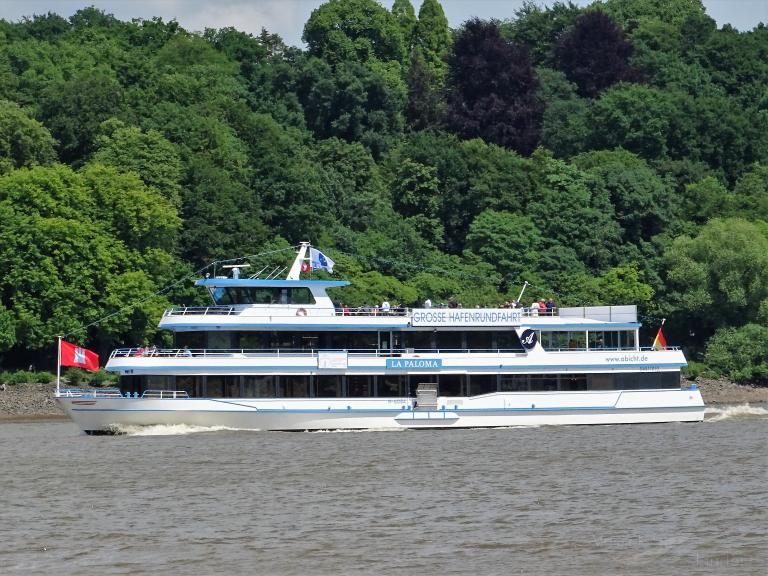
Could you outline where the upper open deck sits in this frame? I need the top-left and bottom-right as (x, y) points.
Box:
(158, 304), (639, 331)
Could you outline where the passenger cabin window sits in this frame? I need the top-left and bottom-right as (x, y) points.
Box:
(211, 287), (315, 305)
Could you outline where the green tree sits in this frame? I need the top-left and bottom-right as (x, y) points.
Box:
(391, 0), (417, 51)
(465, 210), (543, 282)
(303, 0), (406, 65)
(704, 324), (768, 384)
(573, 149), (673, 243)
(92, 119), (183, 206)
(414, 0), (451, 78)
(39, 67), (125, 162)
(0, 99), (57, 174)
(663, 218), (768, 339)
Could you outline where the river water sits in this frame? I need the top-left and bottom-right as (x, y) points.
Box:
(1, 405), (766, 576)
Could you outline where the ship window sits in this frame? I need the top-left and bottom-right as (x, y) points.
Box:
(589, 374), (613, 390)
(588, 331), (621, 350)
(147, 375), (172, 390)
(176, 332), (205, 349)
(620, 331), (636, 350)
(469, 375), (497, 395)
(282, 375), (309, 397)
(497, 331), (523, 352)
(206, 376), (238, 397)
(348, 375), (372, 397)
(530, 374), (558, 391)
(541, 331), (588, 351)
(466, 331), (493, 351)
(436, 331), (463, 351)
(118, 375), (143, 395)
(289, 288), (314, 304)
(439, 374), (463, 396)
(243, 375), (276, 397)
(500, 374), (529, 391)
(210, 287), (316, 305)
(660, 372), (679, 388)
(176, 375), (202, 397)
(562, 375), (587, 391)
(377, 375), (405, 397)
(316, 375), (342, 397)
(404, 331), (433, 351)
(207, 331), (232, 349)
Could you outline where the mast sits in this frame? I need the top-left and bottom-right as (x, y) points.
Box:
(56, 335), (62, 395)
(286, 241), (311, 280)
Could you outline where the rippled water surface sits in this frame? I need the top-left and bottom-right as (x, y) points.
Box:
(1, 406), (766, 575)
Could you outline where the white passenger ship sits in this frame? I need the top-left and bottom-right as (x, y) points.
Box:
(57, 243), (704, 433)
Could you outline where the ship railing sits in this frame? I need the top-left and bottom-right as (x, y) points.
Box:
(164, 306), (237, 316)
(110, 347), (532, 359)
(56, 387), (123, 398)
(161, 306), (563, 318)
(544, 346), (680, 352)
(141, 390), (190, 399)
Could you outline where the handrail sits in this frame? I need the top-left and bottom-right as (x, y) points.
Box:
(56, 387), (123, 398)
(162, 305), (561, 318)
(107, 346), (679, 359)
(142, 390), (190, 399)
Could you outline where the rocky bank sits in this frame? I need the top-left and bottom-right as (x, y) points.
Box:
(1, 377), (766, 420)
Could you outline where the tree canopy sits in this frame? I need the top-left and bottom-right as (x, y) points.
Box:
(0, 1), (766, 382)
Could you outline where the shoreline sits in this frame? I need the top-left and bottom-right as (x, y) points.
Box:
(0, 378), (765, 421)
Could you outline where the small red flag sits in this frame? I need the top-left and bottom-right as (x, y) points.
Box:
(300, 261), (310, 272)
(60, 340), (100, 372)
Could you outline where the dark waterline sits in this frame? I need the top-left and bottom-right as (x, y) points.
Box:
(1, 407), (766, 576)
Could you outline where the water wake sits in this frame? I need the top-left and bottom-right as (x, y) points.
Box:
(705, 404), (768, 422)
(114, 424), (259, 436)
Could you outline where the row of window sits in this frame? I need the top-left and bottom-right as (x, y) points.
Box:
(211, 287), (315, 306)
(119, 371), (680, 399)
(177, 330), (639, 352)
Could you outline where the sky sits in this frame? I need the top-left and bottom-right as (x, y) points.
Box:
(0, 0), (766, 47)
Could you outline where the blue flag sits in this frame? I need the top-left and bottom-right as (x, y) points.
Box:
(310, 248), (335, 273)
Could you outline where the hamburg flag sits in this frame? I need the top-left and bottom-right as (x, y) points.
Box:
(652, 326), (667, 350)
(60, 340), (100, 372)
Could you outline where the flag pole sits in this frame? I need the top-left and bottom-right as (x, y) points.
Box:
(56, 336), (62, 396)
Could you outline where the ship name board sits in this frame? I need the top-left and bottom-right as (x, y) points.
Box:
(411, 308), (521, 327)
(386, 359), (443, 369)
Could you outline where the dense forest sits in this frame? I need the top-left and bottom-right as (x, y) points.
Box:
(0, 0), (766, 383)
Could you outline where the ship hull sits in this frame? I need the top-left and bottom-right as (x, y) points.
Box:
(58, 389), (705, 433)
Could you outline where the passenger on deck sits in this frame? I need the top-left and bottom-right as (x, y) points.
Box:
(381, 300), (391, 314)
(529, 302), (539, 317)
(424, 298), (432, 308)
(546, 298), (556, 315)
(538, 299), (547, 315)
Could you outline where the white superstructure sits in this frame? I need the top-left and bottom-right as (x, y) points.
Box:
(57, 243), (705, 433)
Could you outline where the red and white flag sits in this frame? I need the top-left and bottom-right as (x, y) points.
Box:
(60, 340), (100, 372)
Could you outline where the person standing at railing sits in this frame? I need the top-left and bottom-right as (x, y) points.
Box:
(382, 300), (390, 314)
(546, 298), (556, 316)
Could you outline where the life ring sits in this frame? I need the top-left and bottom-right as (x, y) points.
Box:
(296, 308), (307, 316)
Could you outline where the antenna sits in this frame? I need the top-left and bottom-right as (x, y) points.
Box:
(517, 281), (530, 304)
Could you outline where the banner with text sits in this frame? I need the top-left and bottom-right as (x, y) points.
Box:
(410, 308), (522, 327)
(318, 351), (348, 369)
